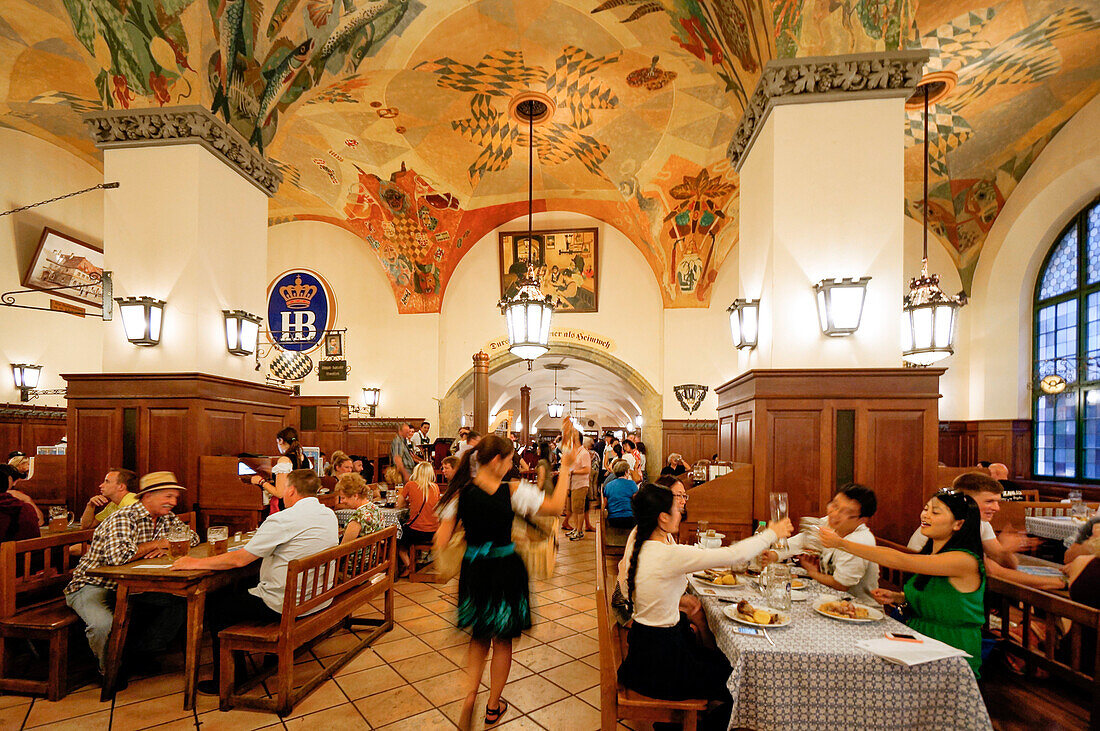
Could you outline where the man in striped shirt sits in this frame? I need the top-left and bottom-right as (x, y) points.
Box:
(65, 471), (198, 679)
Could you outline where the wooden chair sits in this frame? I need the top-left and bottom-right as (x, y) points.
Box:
(0, 528), (96, 700)
(596, 522), (706, 730)
(217, 525), (397, 715)
(407, 544), (436, 583)
(175, 511), (197, 532)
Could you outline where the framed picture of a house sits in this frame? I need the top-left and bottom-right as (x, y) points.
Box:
(21, 228), (105, 308)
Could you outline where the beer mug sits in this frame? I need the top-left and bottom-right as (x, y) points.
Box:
(765, 564), (792, 611)
(168, 525), (192, 559)
(48, 506), (74, 530)
(208, 526), (229, 555)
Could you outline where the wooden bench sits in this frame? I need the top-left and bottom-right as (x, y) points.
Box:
(599, 509), (630, 559)
(596, 522), (706, 730)
(0, 528), (96, 700)
(407, 543), (436, 583)
(217, 525), (397, 715)
(985, 574), (1100, 728)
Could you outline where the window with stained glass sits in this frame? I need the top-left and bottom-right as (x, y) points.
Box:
(1034, 199), (1100, 479)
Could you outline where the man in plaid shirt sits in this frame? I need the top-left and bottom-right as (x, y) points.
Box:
(65, 471), (198, 678)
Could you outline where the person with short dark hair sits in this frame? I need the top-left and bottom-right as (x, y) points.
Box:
(173, 468), (337, 694)
(80, 468), (139, 528)
(0, 464), (40, 541)
(412, 420), (432, 456)
(441, 455), (459, 483)
(762, 483), (880, 602)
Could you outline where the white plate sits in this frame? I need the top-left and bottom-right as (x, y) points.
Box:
(789, 579), (809, 590)
(790, 589), (808, 602)
(812, 598), (884, 623)
(692, 572), (742, 588)
(722, 603), (791, 627)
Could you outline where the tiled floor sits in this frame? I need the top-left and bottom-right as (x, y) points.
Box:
(0, 526), (603, 731)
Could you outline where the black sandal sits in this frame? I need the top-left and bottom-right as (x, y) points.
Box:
(484, 698), (509, 726)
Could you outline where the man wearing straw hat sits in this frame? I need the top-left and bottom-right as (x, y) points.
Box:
(65, 471), (198, 681)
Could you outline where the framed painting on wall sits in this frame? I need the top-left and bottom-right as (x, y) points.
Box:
(21, 227), (105, 308)
(499, 227), (598, 313)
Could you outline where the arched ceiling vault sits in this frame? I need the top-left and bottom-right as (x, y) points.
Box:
(2, 0), (1098, 305)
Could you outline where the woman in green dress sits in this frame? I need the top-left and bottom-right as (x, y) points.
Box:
(819, 490), (985, 675)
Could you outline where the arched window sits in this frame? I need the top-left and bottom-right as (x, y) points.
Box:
(1034, 198), (1100, 478)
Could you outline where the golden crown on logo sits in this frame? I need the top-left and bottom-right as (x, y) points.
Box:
(279, 275), (317, 309)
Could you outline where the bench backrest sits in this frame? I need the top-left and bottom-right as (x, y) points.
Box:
(0, 529), (95, 618)
(277, 525), (397, 640)
(993, 501), (1099, 532)
(876, 538), (915, 591)
(596, 521), (623, 726)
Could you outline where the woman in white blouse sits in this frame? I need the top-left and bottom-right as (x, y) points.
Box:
(618, 483), (792, 729)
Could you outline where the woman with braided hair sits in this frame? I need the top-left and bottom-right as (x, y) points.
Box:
(435, 422), (578, 730)
(617, 483), (791, 730)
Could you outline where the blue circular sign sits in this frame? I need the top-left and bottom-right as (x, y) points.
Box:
(267, 269), (332, 352)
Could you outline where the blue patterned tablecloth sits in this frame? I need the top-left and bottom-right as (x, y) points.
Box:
(1025, 515), (1080, 544)
(694, 582), (992, 731)
(335, 506), (407, 538)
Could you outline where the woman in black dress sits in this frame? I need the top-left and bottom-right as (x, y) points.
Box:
(435, 430), (576, 729)
(250, 426), (312, 518)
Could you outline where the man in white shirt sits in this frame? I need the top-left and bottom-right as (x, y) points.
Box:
(172, 469), (338, 694)
(411, 420), (432, 456)
(566, 438), (591, 541)
(762, 484), (880, 603)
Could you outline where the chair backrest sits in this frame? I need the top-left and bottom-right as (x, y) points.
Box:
(278, 525), (398, 634)
(175, 512), (196, 532)
(876, 538), (916, 591)
(0, 529), (95, 618)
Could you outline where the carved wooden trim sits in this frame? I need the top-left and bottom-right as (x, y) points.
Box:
(82, 106), (282, 197)
(728, 50), (930, 172)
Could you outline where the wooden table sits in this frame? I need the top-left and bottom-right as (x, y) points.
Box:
(88, 538), (257, 709)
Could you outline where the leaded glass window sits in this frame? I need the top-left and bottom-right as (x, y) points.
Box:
(1034, 199), (1100, 479)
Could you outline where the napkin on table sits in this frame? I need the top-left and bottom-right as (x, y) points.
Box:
(855, 634), (970, 667)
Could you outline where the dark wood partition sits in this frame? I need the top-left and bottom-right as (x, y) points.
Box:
(715, 369), (943, 545)
(0, 403), (67, 457)
(938, 419), (1031, 478)
(290, 395), (425, 471)
(661, 420), (718, 465)
(63, 373), (292, 510)
(677, 463), (754, 543)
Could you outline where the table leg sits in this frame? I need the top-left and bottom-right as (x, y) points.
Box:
(183, 589), (206, 711)
(100, 585), (131, 702)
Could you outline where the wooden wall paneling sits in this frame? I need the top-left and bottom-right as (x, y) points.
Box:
(0, 423), (20, 456)
(145, 407), (191, 484)
(718, 416), (734, 462)
(661, 420), (718, 466)
(734, 410), (753, 464)
(25, 424), (67, 450)
(0, 404), (68, 457)
(937, 420), (1032, 479)
(345, 429), (369, 457)
(765, 407), (825, 525)
(859, 408), (930, 545)
(245, 412), (285, 455)
(700, 430), (718, 461)
(204, 409), (246, 463)
(71, 409), (122, 508)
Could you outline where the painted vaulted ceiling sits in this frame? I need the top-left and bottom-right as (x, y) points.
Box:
(1, 0), (1098, 310)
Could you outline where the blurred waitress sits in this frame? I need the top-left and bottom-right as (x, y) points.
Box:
(250, 427), (312, 518)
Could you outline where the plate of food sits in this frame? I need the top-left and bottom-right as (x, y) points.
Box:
(790, 578), (808, 590)
(723, 600), (790, 627)
(813, 598), (884, 623)
(692, 569), (740, 587)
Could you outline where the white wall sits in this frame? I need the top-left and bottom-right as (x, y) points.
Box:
(439, 211), (665, 402)
(0, 129), (105, 406)
(965, 93), (1100, 420)
(267, 220), (440, 419)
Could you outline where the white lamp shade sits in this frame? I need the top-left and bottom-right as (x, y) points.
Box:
(813, 278), (870, 336)
(727, 299), (760, 349)
(547, 401), (564, 418)
(499, 274), (554, 362)
(362, 387), (381, 407)
(116, 297), (165, 346)
(634, 416), (643, 429)
(902, 302), (959, 365)
(12, 364), (42, 390)
(223, 310), (262, 356)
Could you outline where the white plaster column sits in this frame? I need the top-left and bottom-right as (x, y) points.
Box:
(731, 52), (927, 369)
(84, 107), (281, 380)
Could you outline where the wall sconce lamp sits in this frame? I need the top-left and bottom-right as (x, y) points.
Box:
(727, 298), (760, 349)
(361, 387), (381, 417)
(813, 277), (871, 337)
(11, 363), (42, 402)
(223, 310), (263, 356)
(115, 296), (165, 346)
(634, 415), (643, 430)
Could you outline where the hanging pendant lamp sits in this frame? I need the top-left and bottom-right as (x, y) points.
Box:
(498, 99), (554, 364)
(546, 365), (564, 418)
(902, 82), (966, 365)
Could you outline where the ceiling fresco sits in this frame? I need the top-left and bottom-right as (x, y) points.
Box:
(0, 0), (1097, 309)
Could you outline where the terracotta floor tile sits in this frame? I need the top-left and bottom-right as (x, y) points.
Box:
(558, 596), (596, 612)
(391, 651), (459, 683)
(422, 599), (458, 614)
(419, 627), (471, 649)
(374, 636), (433, 663)
(354, 685), (432, 727)
(511, 645), (574, 673)
(28, 708), (110, 731)
(337, 663), (406, 700)
(579, 652), (601, 669)
(284, 679), (348, 718)
(311, 631), (368, 659)
(528, 580), (556, 593)
(400, 614), (452, 634)
(495, 714), (548, 731)
(537, 588), (580, 603)
(533, 603), (576, 621)
(143, 717), (199, 730)
(378, 707), (457, 731)
(437, 689), (489, 726)
(283, 700), (369, 730)
(389, 595), (417, 609)
(23, 685), (108, 727)
(499, 674), (568, 714)
(555, 613), (597, 632)
(543, 576), (575, 588)
(582, 628), (600, 641)
(111, 692), (194, 729)
(577, 686), (601, 710)
(413, 668), (477, 706)
(540, 660), (600, 694)
(372, 624), (412, 644)
(0, 702), (31, 728)
(438, 644), (470, 666)
(0, 694), (31, 710)
(524, 621), (576, 643)
(114, 668), (191, 707)
(394, 604), (433, 621)
(195, 706), (283, 731)
(333, 647), (385, 676)
(547, 635), (599, 659)
(528, 696), (602, 731)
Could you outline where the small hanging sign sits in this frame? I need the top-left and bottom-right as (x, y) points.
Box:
(318, 360), (348, 381)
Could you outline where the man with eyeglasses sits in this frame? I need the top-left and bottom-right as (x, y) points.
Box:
(449, 427), (471, 456)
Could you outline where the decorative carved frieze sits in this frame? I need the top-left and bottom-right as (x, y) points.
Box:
(82, 106), (282, 197)
(727, 50), (930, 172)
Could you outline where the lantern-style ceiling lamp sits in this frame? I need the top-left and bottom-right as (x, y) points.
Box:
(902, 82), (966, 366)
(545, 364), (565, 418)
(728, 298), (760, 350)
(362, 387), (381, 417)
(115, 296), (165, 346)
(813, 277), (871, 337)
(11, 363), (42, 402)
(498, 99), (554, 364)
(222, 310), (262, 356)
